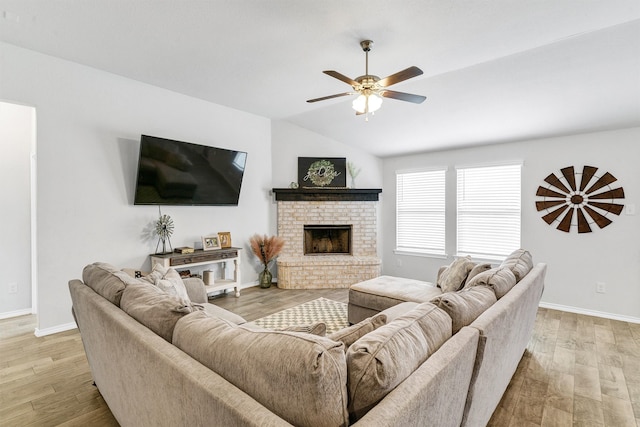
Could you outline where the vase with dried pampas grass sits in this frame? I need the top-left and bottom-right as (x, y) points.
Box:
(249, 234), (285, 288)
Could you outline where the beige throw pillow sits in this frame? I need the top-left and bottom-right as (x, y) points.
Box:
(465, 267), (517, 299)
(172, 311), (349, 427)
(143, 264), (191, 302)
(465, 263), (492, 285)
(430, 286), (497, 333)
(437, 256), (475, 292)
(328, 313), (387, 350)
(120, 283), (202, 342)
(346, 303), (452, 422)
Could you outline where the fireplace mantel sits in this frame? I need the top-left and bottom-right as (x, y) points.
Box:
(272, 188), (382, 202)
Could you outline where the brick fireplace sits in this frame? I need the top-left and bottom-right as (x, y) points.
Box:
(273, 188), (381, 289)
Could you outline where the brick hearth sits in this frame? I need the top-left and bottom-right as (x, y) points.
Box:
(275, 194), (381, 289)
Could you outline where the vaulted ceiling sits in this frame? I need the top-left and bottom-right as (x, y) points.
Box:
(1, 1), (639, 157)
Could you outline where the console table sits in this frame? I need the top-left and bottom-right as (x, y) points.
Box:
(150, 247), (242, 297)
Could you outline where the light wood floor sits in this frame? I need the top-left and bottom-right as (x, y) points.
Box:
(1, 286), (638, 426)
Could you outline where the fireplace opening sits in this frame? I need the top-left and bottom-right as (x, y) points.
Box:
(304, 225), (352, 255)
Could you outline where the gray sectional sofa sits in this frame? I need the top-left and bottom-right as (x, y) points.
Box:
(69, 249), (545, 427)
(348, 250), (547, 426)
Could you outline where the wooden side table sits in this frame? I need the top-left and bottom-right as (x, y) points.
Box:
(150, 247), (242, 297)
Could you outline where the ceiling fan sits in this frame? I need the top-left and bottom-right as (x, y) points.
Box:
(307, 40), (426, 119)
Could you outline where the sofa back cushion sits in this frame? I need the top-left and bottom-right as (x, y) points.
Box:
(430, 286), (497, 333)
(500, 249), (534, 282)
(328, 313), (386, 350)
(465, 267), (517, 299)
(346, 303), (452, 421)
(172, 311), (349, 427)
(83, 262), (141, 306)
(120, 283), (201, 342)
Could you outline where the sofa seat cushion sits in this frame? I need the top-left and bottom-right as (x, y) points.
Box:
(172, 311), (349, 427)
(437, 256), (475, 292)
(82, 262), (142, 306)
(500, 249), (534, 282)
(346, 302), (452, 422)
(430, 286), (497, 333)
(120, 283), (202, 342)
(328, 313), (386, 350)
(349, 276), (442, 313)
(465, 267), (517, 299)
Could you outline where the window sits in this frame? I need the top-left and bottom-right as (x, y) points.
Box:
(396, 169), (446, 255)
(456, 163), (521, 259)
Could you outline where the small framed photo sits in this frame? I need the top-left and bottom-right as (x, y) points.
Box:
(202, 235), (221, 251)
(218, 232), (232, 248)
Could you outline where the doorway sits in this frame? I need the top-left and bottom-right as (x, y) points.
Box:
(0, 101), (36, 318)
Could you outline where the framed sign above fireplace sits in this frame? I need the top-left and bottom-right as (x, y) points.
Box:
(298, 157), (347, 188)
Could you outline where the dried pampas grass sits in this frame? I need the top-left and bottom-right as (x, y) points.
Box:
(249, 234), (285, 266)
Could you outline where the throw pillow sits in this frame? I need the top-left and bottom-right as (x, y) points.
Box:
(465, 267), (517, 299)
(437, 256), (475, 293)
(430, 286), (497, 333)
(120, 283), (202, 342)
(172, 311), (349, 427)
(500, 249), (534, 282)
(280, 322), (327, 336)
(143, 264), (191, 302)
(465, 263), (492, 285)
(82, 262), (143, 306)
(346, 303), (452, 422)
(328, 313), (387, 350)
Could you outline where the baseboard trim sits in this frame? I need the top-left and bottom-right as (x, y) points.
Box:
(539, 302), (640, 324)
(0, 308), (33, 320)
(35, 321), (77, 337)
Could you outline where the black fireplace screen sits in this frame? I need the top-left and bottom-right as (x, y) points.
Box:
(303, 225), (352, 255)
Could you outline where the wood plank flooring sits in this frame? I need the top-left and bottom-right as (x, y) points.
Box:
(1, 286), (638, 426)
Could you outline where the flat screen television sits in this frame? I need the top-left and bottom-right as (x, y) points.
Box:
(133, 135), (247, 206)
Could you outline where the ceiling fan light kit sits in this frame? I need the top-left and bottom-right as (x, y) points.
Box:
(307, 40), (426, 120)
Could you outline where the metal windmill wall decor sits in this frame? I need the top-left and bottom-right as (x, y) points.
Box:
(535, 165), (625, 233)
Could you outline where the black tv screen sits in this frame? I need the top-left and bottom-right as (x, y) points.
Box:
(134, 135), (247, 206)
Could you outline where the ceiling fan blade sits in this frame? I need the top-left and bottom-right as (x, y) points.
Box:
(380, 90), (426, 104)
(378, 66), (423, 87)
(323, 70), (359, 87)
(306, 92), (352, 103)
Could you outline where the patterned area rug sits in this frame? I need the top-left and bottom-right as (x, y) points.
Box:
(250, 298), (348, 334)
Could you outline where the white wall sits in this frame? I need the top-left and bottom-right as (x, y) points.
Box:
(0, 102), (34, 316)
(382, 128), (640, 320)
(270, 120), (384, 255)
(0, 43), (273, 333)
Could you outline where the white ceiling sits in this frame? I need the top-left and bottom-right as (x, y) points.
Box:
(1, 1), (639, 157)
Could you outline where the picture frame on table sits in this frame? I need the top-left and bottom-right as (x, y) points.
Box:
(218, 232), (232, 248)
(202, 235), (221, 251)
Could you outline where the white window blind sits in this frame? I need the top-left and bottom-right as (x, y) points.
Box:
(456, 164), (521, 259)
(396, 169), (446, 255)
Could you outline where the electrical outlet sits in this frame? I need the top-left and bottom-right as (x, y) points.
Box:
(596, 282), (606, 294)
(396, 258), (403, 267)
(8, 282), (18, 294)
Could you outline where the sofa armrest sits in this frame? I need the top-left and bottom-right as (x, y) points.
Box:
(182, 277), (208, 303)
